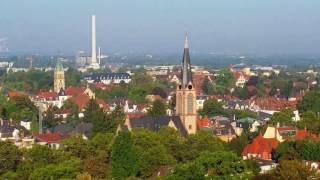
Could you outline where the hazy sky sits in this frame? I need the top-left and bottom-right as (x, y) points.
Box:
(1, 0), (320, 55)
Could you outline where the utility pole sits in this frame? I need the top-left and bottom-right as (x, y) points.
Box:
(38, 103), (43, 134)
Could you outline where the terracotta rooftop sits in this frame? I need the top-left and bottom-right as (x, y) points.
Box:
(34, 132), (62, 144)
(242, 134), (279, 160)
(65, 87), (85, 96)
(197, 117), (211, 129)
(37, 91), (57, 99)
(251, 97), (297, 111)
(8, 91), (23, 98)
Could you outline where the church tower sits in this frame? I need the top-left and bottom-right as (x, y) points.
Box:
(176, 35), (197, 134)
(54, 60), (65, 93)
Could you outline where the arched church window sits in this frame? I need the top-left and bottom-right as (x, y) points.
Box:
(187, 93), (193, 114)
(178, 94), (183, 114)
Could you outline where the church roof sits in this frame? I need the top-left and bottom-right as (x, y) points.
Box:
(181, 35), (193, 87)
(55, 60), (64, 71)
(129, 115), (188, 136)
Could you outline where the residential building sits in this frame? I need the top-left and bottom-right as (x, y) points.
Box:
(242, 134), (279, 160)
(83, 72), (131, 84)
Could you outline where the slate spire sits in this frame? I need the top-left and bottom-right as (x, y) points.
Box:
(181, 35), (193, 87)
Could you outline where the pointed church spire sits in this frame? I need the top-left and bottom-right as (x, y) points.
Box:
(181, 34), (192, 87)
(184, 34), (189, 49)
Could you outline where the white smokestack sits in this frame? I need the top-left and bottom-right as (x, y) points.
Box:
(91, 15), (97, 64)
(98, 47), (101, 65)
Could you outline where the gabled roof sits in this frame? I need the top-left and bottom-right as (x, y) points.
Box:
(65, 87), (85, 96)
(250, 97), (297, 111)
(242, 134), (279, 160)
(70, 94), (109, 111)
(51, 122), (93, 138)
(37, 91), (57, 99)
(34, 132), (62, 144)
(8, 91), (23, 98)
(277, 127), (320, 141)
(70, 93), (90, 110)
(197, 117), (210, 129)
(96, 99), (110, 110)
(129, 115), (188, 136)
(127, 112), (147, 119)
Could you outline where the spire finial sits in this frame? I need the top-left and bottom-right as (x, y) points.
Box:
(184, 34), (189, 49)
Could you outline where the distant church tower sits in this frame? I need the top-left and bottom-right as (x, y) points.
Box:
(54, 61), (65, 93)
(176, 35), (197, 134)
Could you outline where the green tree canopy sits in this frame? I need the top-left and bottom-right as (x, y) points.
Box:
(199, 99), (225, 117)
(28, 158), (82, 180)
(298, 91), (320, 113)
(147, 99), (167, 117)
(0, 141), (21, 174)
(132, 129), (175, 178)
(111, 132), (140, 179)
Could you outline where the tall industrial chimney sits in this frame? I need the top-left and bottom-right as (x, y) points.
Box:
(91, 15), (97, 65)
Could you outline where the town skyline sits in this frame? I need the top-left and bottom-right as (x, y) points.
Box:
(1, 1), (320, 55)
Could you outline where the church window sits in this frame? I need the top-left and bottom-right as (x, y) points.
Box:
(178, 94), (183, 114)
(187, 93), (193, 114)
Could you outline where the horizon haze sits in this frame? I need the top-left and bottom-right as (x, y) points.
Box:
(1, 0), (320, 55)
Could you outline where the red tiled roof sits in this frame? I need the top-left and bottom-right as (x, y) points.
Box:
(71, 94), (90, 110)
(56, 108), (71, 114)
(127, 112), (147, 119)
(197, 117), (210, 129)
(65, 87), (85, 96)
(279, 128), (320, 141)
(233, 71), (250, 80)
(277, 127), (296, 132)
(70, 93), (109, 111)
(96, 99), (110, 110)
(296, 129), (308, 140)
(34, 133), (62, 144)
(8, 91), (22, 97)
(37, 91), (57, 99)
(251, 97), (297, 111)
(242, 134), (279, 160)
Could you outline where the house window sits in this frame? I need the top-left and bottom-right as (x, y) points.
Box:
(189, 125), (192, 129)
(187, 93), (193, 114)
